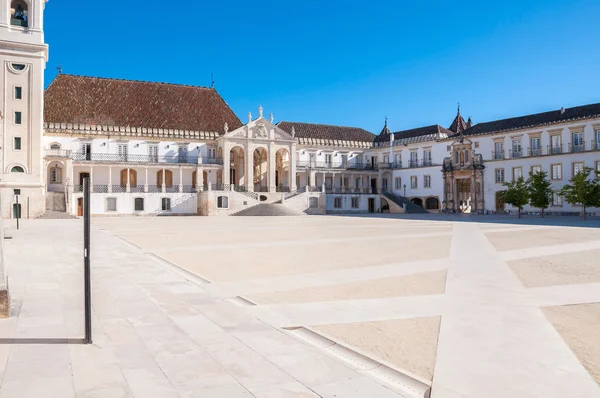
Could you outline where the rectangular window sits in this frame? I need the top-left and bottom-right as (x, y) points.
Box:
(14, 137), (21, 150)
(395, 177), (402, 189)
(474, 141), (479, 148)
(495, 168), (505, 183)
(134, 198), (144, 211)
(14, 86), (22, 100)
(161, 197), (171, 211)
(14, 189), (21, 195)
(573, 162), (584, 176)
(14, 111), (22, 125)
(341, 154), (348, 166)
(551, 135), (561, 154)
(511, 140), (522, 157)
(494, 142), (503, 159)
(351, 197), (359, 208)
(572, 132), (584, 151)
(531, 165), (542, 175)
(384, 156), (389, 163)
(596, 161), (600, 173)
(512, 167), (523, 180)
(118, 143), (128, 159)
(551, 164), (562, 180)
(106, 198), (117, 212)
(552, 192), (563, 206)
(410, 176), (418, 188)
(394, 154), (401, 165)
(325, 154), (332, 165)
(423, 150), (432, 165)
(531, 137), (541, 155)
(148, 144), (158, 161)
(178, 146), (187, 160)
(334, 197), (342, 208)
(217, 196), (228, 208)
(424, 175), (431, 188)
(596, 130), (600, 150)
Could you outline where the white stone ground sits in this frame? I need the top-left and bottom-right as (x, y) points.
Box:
(0, 214), (599, 398)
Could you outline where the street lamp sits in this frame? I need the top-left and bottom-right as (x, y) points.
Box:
(403, 184), (406, 197)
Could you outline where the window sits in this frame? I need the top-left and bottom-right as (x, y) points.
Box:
(148, 144), (158, 161)
(14, 86), (22, 100)
(423, 150), (432, 165)
(511, 140), (522, 157)
(395, 177), (402, 189)
(334, 197), (342, 208)
(341, 154), (348, 165)
(106, 198), (117, 212)
(13, 189), (21, 195)
(50, 167), (61, 183)
(14, 111), (22, 125)
(394, 153), (402, 165)
(410, 152), (418, 166)
(325, 154), (332, 165)
(494, 142), (503, 159)
(14, 137), (21, 150)
(464, 150), (469, 163)
(50, 143), (61, 150)
(217, 196), (228, 208)
(117, 144), (128, 159)
(134, 198), (144, 211)
(512, 167), (523, 180)
(10, 1), (28, 27)
(495, 168), (505, 183)
(474, 141), (479, 148)
(573, 162), (584, 176)
(551, 164), (562, 180)
(178, 146), (187, 160)
(552, 192), (563, 206)
(531, 137), (541, 155)
(572, 132), (584, 151)
(351, 197), (359, 208)
(11, 166), (24, 173)
(446, 145), (451, 151)
(161, 198), (171, 211)
(384, 156), (389, 163)
(531, 165), (542, 175)
(424, 175), (431, 188)
(410, 176), (418, 188)
(551, 135), (561, 154)
(454, 152), (459, 163)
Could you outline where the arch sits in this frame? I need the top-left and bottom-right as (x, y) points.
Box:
(410, 197), (424, 207)
(7, 163), (27, 173)
(425, 197), (439, 210)
(11, 166), (24, 173)
(156, 170), (173, 188)
(253, 147), (269, 191)
(120, 169), (137, 187)
(48, 162), (63, 186)
(230, 145), (245, 186)
(10, 0), (28, 27)
(275, 147), (290, 190)
(380, 198), (390, 213)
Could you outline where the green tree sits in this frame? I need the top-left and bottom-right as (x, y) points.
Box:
(527, 170), (553, 217)
(500, 176), (530, 218)
(560, 167), (600, 221)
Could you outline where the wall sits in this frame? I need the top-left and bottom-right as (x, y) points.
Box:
(326, 194), (379, 213)
(198, 190), (259, 216)
(71, 192), (197, 216)
(282, 192), (326, 215)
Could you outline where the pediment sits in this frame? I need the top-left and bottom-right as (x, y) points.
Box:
(223, 117), (296, 141)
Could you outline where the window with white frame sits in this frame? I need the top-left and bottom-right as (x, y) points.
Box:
(118, 143), (128, 159)
(552, 192), (563, 206)
(511, 139), (522, 157)
(384, 155), (389, 163)
(494, 142), (503, 159)
(531, 165), (542, 175)
(410, 176), (417, 188)
(217, 196), (228, 208)
(50, 166), (61, 183)
(148, 144), (158, 160)
(572, 132), (584, 150)
(14, 137), (21, 150)
(394, 153), (401, 165)
(134, 198), (144, 211)
(395, 177), (402, 189)
(106, 198), (117, 212)
(423, 150), (432, 163)
(410, 151), (418, 166)
(161, 197), (171, 211)
(334, 197), (342, 208)
(551, 135), (561, 153)
(551, 164), (562, 180)
(495, 168), (505, 183)
(596, 129), (600, 150)
(14, 111), (22, 125)
(531, 137), (541, 155)
(424, 175), (431, 188)
(512, 167), (523, 180)
(573, 162), (584, 176)
(351, 197), (359, 208)
(14, 86), (22, 100)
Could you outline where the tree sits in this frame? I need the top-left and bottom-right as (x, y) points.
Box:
(560, 167), (600, 221)
(500, 176), (530, 218)
(527, 170), (553, 217)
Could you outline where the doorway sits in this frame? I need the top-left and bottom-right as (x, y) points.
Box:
(79, 172), (90, 187)
(495, 192), (505, 213)
(370, 178), (377, 194)
(456, 178), (471, 211)
(368, 198), (375, 213)
(77, 198), (84, 216)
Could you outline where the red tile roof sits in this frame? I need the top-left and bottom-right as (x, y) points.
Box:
(44, 74), (242, 133)
(277, 121), (375, 143)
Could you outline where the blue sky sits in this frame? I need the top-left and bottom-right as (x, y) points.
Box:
(44, 0), (600, 134)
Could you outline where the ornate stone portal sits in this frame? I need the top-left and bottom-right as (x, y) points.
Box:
(442, 134), (485, 213)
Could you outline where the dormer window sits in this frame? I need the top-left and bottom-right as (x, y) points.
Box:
(11, 1), (28, 28)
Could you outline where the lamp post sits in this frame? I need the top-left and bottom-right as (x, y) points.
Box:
(403, 184), (406, 198)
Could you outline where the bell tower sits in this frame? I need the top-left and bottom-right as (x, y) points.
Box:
(0, 0), (49, 218)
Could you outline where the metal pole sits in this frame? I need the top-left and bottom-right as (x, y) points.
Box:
(15, 195), (19, 230)
(83, 177), (92, 344)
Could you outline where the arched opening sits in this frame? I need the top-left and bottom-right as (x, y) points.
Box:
(47, 162), (64, 191)
(425, 197), (439, 210)
(10, 0), (28, 27)
(120, 169), (137, 187)
(156, 170), (173, 188)
(411, 197), (424, 208)
(230, 146), (245, 187)
(253, 147), (268, 192)
(381, 198), (390, 213)
(275, 148), (290, 191)
(11, 166), (24, 173)
(259, 195), (268, 202)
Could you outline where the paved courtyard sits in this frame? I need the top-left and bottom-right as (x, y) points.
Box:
(0, 214), (599, 397)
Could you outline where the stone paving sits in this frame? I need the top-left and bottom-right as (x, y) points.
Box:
(0, 214), (599, 397)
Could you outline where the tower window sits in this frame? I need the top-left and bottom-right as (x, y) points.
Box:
(10, 1), (28, 28)
(11, 166), (24, 173)
(12, 64), (25, 70)
(14, 137), (22, 150)
(15, 112), (22, 125)
(15, 87), (22, 100)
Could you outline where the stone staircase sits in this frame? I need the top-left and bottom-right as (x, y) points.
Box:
(39, 192), (76, 219)
(232, 203), (305, 216)
(381, 191), (429, 214)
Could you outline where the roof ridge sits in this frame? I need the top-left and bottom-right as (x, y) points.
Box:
(473, 102), (600, 125)
(53, 73), (214, 90)
(279, 120), (372, 132)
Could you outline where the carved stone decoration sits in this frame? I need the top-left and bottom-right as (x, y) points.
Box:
(248, 112), (252, 123)
(258, 105), (263, 117)
(224, 122), (228, 134)
(274, 132), (283, 139)
(255, 124), (268, 138)
(291, 126), (296, 137)
(233, 130), (246, 138)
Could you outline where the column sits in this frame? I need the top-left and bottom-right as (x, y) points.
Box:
(162, 168), (166, 193)
(290, 143), (297, 192)
(179, 167), (184, 193)
(268, 143), (276, 192)
(341, 173), (345, 192)
(144, 168), (148, 193)
(449, 172), (455, 211)
(90, 166), (94, 193)
(223, 143), (230, 186)
(108, 166), (112, 193)
(196, 166), (201, 192)
(126, 167), (131, 193)
(246, 143), (254, 192)
(471, 170), (476, 212)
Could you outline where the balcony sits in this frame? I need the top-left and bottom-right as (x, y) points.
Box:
(508, 150), (522, 159)
(492, 151), (505, 160)
(296, 161), (378, 171)
(45, 149), (72, 158)
(73, 184), (199, 193)
(489, 140), (599, 161)
(48, 151), (223, 166)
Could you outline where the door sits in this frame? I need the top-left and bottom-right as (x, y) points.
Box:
(77, 198), (84, 217)
(370, 178), (377, 194)
(118, 144), (128, 161)
(81, 143), (92, 160)
(495, 192), (505, 213)
(368, 198), (375, 213)
(79, 172), (90, 187)
(456, 179), (471, 212)
(148, 145), (158, 162)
